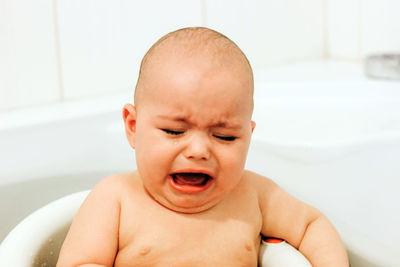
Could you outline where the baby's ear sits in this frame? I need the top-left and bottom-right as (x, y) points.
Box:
(122, 104), (137, 149)
(251, 120), (256, 133)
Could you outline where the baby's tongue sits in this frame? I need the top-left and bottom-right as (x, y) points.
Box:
(173, 173), (209, 186)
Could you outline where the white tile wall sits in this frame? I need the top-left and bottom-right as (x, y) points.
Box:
(205, 0), (325, 68)
(326, 0), (361, 60)
(57, 0), (203, 100)
(1, 0), (399, 113)
(361, 0), (400, 56)
(0, 0), (60, 111)
(326, 0), (400, 59)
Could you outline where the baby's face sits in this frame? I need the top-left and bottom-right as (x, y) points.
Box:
(131, 54), (255, 213)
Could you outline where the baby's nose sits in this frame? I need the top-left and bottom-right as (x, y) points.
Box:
(183, 133), (211, 161)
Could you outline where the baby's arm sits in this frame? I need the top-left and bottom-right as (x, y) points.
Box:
(255, 174), (349, 266)
(56, 176), (121, 267)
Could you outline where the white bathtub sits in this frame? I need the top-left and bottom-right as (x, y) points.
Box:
(1, 76), (399, 266)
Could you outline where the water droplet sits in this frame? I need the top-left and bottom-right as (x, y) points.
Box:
(49, 251), (54, 255)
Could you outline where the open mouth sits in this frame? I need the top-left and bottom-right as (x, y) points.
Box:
(169, 172), (214, 193)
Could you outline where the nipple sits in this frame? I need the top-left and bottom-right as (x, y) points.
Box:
(139, 246), (152, 256)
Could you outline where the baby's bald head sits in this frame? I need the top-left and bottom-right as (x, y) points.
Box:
(134, 27), (253, 110)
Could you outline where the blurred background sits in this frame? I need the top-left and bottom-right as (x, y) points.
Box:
(0, 0), (399, 112)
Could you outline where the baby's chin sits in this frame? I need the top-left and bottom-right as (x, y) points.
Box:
(147, 189), (224, 214)
(167, 200), (221, 214)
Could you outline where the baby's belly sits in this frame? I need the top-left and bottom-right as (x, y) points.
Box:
(114, 237), (260, 267)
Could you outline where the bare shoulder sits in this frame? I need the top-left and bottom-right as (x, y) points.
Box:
(57, 171), (141, 267)
(244, 169), (308, 208)
(244, 170), (321, 247)
(243, 170), (281, 198)
(241, 170), (283, 216)
(91, 171), (141, 197)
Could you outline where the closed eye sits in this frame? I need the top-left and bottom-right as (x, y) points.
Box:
(215, 135), (236, 141)
(162, 129), (184, 135)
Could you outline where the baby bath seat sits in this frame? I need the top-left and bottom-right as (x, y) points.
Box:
(0, 190), (311, 267)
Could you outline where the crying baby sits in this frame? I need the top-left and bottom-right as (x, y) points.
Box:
(56, 27), (348, 267)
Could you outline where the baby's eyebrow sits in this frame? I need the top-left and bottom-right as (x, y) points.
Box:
(156, 115), (242, 129)
(211, 122), (242, 129)
(156, 114), (188, 122)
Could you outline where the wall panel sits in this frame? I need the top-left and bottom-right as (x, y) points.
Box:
(326, 0), (360, 60)
(205, 0), (324, 68)
(0, 0), (60, 111)
(57, 0), (203, 100)
(361, 0), (400, 56)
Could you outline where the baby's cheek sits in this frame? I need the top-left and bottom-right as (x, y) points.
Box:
(228, 143), (249, 165)
(219, 150), (247, 177)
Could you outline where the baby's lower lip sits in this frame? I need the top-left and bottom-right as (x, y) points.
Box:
(168, 173), (213, 194)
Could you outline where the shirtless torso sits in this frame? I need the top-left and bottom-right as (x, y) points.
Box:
(114, 171), (263, 267)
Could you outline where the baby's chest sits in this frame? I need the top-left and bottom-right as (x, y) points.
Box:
(116, 217), (260, 267)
